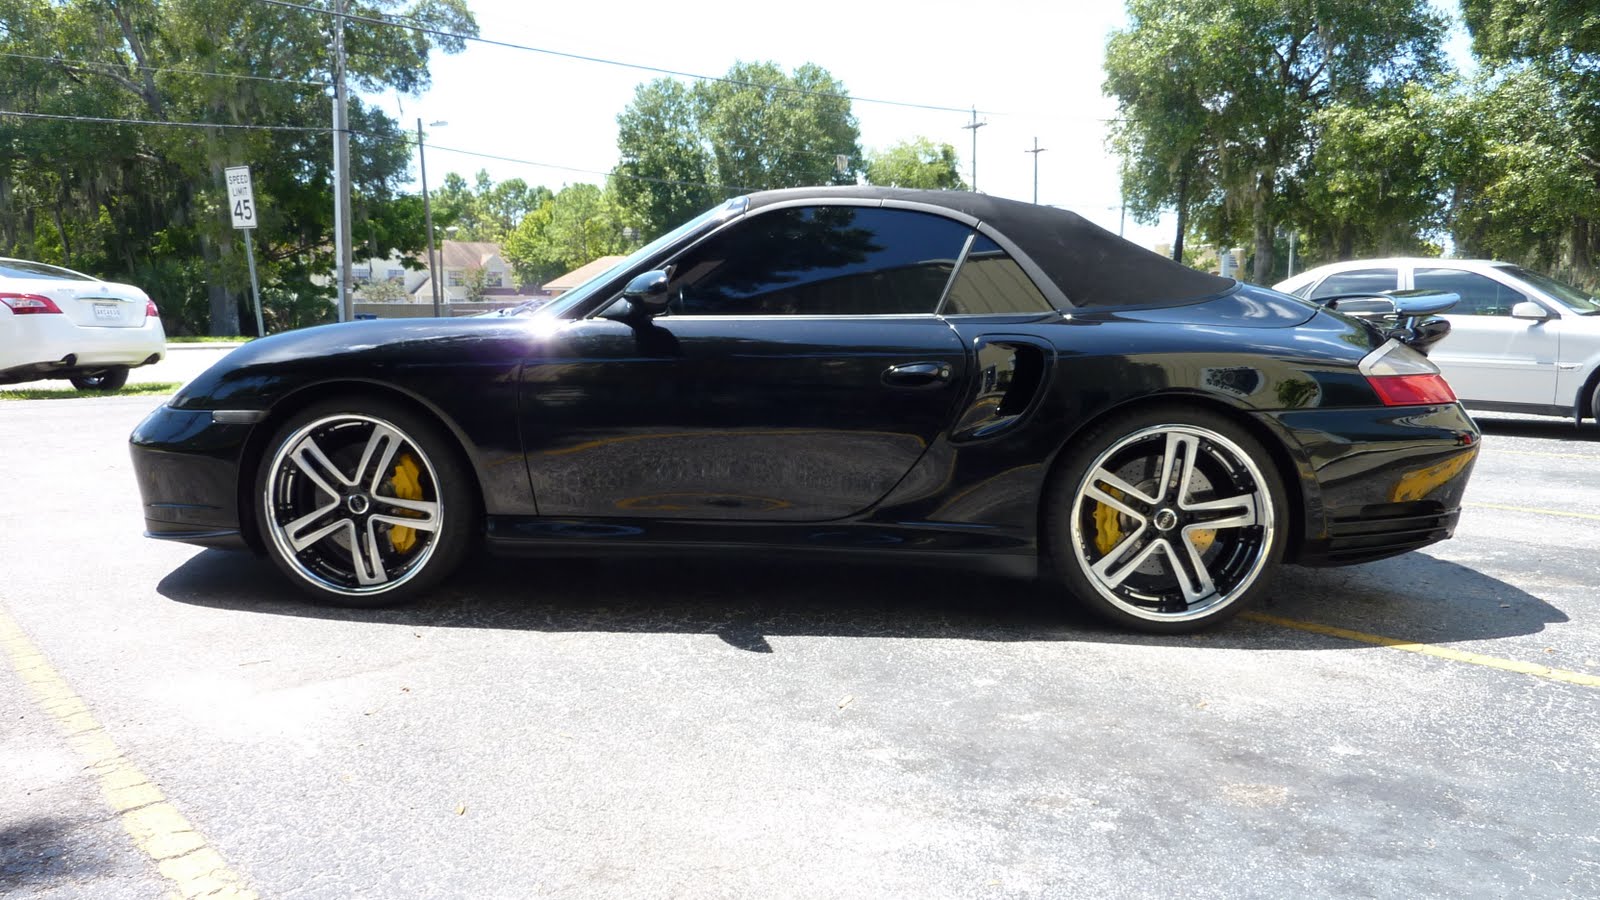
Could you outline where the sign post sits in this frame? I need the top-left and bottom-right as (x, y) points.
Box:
(225, 166), (265, 337)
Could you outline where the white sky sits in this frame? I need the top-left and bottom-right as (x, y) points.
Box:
(375, 0), (1474, 252)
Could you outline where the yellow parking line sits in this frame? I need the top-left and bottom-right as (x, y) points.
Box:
(0, 608), (257, 899)
(1243, 612), (1600, 688)
(1464, 502), (1600, 522)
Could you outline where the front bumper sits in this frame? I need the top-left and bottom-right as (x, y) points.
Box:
(1262, 402), (1481, 566)
(129, 403), (257, 550)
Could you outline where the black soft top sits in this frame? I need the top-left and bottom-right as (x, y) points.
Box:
(744, 186), (1235, 309)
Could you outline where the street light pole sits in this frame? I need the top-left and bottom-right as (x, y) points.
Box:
(417, 118), (443, 317)
(331, 0), (352, 323)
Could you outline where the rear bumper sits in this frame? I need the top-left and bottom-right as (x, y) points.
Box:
(129, 404), (255, 550)
(1260, 402), (1480, 566)
(0, 315), (165, 382)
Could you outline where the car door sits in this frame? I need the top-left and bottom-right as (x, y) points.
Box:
(520, 204), (973, 521)
(1414, 266), (1558, 407)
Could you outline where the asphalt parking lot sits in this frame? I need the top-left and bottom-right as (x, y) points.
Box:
(2, 388), (1597, 898)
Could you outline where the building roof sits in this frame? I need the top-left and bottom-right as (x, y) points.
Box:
(439, 241), (505, 270)
(545, 255), (627, 293)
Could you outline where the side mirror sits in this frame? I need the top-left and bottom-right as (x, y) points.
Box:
(622, 270), (672, 316)
(1511, 300), (1552, 321)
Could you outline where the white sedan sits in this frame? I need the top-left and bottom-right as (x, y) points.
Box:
(1275, 258), (1600, 423)
(0, 258), (166, 390)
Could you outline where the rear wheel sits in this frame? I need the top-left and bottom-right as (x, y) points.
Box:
(69, 366), (129, 391)
(255, 398), (475, 607)
(1046, 406), (1287, 633)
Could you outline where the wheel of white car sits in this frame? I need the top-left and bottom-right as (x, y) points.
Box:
(70, 366), (128, 391)
(255, 397), (475, 606)
(1046, 405), (1288, 633)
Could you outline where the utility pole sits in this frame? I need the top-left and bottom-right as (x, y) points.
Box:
(418, 118), (442, 317)
(1024, 137), (1047, 204)
(961, 106), (987, 192)
(331, 0), (353, 322)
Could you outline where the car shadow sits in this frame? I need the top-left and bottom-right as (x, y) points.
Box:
(158, 547), (1566, 652)
(1473, 414), (1600, 442)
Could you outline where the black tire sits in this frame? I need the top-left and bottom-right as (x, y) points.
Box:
(1044, 405), (1289, 633)
(253, 396), (476, 607)
(69, 366), (129, 391)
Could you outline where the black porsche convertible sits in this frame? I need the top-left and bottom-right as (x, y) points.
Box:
(130, 187), (1479, 632)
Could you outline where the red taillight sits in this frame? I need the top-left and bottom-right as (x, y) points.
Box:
(0, 292), (63, 315)
(145, 299), (159, 318)
(1367, 373), (1457, 406)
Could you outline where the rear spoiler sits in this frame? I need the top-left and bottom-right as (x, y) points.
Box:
(1315, 290), (1459, 356)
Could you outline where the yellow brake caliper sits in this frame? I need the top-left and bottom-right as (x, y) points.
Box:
(1093, 487), (1124, 555)
(1095, 486), (1218, 556)
(387, 453), (423, 553)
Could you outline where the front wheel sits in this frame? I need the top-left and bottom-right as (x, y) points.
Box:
(1045, 406), (1288, 633)
(255, 398), (475, 607)
(70, 366), (129, 391)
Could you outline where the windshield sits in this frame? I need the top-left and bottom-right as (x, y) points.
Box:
(1500, 265), (1600, 315)
(515, 197), (749, 318)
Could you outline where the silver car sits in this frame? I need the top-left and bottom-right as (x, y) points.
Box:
(1276, 259), (1600, 423)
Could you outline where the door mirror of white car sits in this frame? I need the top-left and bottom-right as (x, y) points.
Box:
(1510, 301), (1552, 321)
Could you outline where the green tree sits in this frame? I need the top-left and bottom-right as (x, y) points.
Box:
(1460, 0), (1600, 278)
(863, 138), (966, 190)
(613, 61), (861, 240)
(502, 183), (631, 286)
(1105, 0), (1445, 280)
(614, 79), (717, 240)
(0, 0), (476, 334)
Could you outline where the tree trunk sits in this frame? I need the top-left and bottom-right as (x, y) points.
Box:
(1172, 167), (1190, 263)
(1251, 170), (1275, 283)
(205, 156), (240, 336)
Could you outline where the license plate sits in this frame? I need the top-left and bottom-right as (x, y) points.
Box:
(93, 302), (120, 321)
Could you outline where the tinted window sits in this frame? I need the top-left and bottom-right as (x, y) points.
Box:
(669, 206), (969, 316)
(941, 235), (1054, 315)
(1308, 268), (1398, 299)
(1415, 268), (1525, 316)
(0, 260), (84, 280)
(1495, 265), (1600, 315)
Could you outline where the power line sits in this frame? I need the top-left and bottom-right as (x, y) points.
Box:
(0, 109), (333, 133)
(253, 0), (991, 116)
(0, 50), (330, 87)
(421, 141), (758, 194)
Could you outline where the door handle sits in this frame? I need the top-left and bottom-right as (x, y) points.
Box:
(882, 361), (953, 389)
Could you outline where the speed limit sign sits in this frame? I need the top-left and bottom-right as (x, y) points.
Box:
(225, 166), (257, 230)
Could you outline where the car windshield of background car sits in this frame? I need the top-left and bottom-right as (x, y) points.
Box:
(524, 198), (749, 318)
(1500, 266), (1600, 315)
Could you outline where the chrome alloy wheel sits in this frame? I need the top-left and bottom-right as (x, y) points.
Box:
(1067, 424), (1275, 624)
(261, 413), (444, 597)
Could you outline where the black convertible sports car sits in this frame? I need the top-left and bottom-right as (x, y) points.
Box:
(130, 187), (1480, 632)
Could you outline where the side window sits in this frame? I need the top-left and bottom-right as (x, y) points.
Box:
(1414, 268), (1525, 316)
(1307, 268), (1398, 299)
(940, 235), (1054, 315)
(669, 206), (969, 316)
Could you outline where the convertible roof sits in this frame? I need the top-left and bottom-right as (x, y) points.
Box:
(744, 186), (1235, 308)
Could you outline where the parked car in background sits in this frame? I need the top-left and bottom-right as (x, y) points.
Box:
(0, 258), (165, 390)
(1276, 259), (1600, 423)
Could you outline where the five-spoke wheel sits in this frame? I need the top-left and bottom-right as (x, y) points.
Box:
(256, 398), (472, 605)
(1048, 407), (1285, 632)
